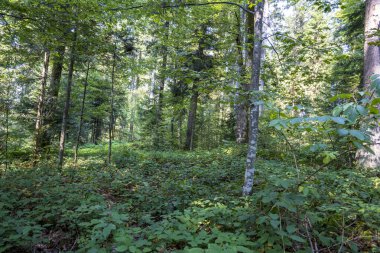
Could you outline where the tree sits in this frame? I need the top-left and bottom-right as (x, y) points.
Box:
(34, 49), (50, 158)
(58, 28), (77, 168)
(357, 0), (380, 168)
(242, 0), (265, 196)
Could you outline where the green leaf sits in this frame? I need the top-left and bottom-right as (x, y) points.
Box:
(337, 129), (349, 136)
(289, 235), (306, 243)
(236, 246), (252, 253)
(270, 219), (280, 228)
(129, 246), (137, 252)
(331, 117), (346, 124)
(187, 248), (204, 253)
(332, 105), (343, 116)
(349, 130), (367, 141)
(206, 244), (223, 253)
(286, 225), (297, 234)
(115, 245), (129, 252)
(323, 156), (331, 164)
(371, 97), (380, 106)
(269, 213), (279, 220)
(103, 224), (116, 239)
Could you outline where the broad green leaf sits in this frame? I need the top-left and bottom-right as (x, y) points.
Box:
(115, 245), (129, 252)
(289, 235), (306, 243)
(349, 130), (367, 141)
(337, 128), (349, 136)
(331, 117), (346, 124)
(103, 224), (116, 238)
(286, 225), (297, 234)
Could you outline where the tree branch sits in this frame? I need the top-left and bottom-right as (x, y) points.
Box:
(111, 2), (255, 15)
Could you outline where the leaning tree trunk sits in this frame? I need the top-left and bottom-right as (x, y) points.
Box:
(35, 49), (50, 158)
(184, 87), (199, 150)
(58, 30), (77, 168)
(357, 0), (380, 168)
(242, 0), (265, 196)
(74, 61), (90, 164)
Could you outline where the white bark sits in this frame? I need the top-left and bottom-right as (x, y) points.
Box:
(243, 0), (265, 196)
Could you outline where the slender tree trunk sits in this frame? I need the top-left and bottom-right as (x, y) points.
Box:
(108, 47), (116, 165)
(178, 110), (183, 146)
(357, 0), (380, 168)
(41, 45), (65, 149)
(235, 10), (249, 144)
(245, 1), (255, 70)
(4, 86), (10, 171)
(74, 61), (90, 163)
(58, 30), (77, 168)
(35, 49), (50, 158)
(154, 21), (170, 149)
(243, 0), (265, 196)
(184, 88), (199, 150)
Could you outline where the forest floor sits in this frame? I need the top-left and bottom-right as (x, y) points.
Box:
(0, 144), (379, 252)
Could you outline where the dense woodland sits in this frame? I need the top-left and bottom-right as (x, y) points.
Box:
(0, 0), (380, 252)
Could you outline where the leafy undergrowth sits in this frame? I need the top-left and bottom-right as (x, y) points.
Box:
(0, 145), (379, 252)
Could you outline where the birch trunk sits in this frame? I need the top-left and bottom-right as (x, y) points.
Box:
(357, 0), (380, 168)
(243, 0), (265, 196)
(58, 30), (77, 168)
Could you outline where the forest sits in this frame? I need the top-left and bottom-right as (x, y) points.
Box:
(0, 0), (379, 252)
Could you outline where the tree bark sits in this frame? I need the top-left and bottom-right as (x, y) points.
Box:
(243, 0), (264, 196)
(108, 47), (116, 165)
(235, 10), (249, 144)
(74, 61), (90, 164)
(184, 88), (199, 150)
(357, 0), (380, 168)
(154, 21), (170, 149)
(58, 30), (77, 168)
(41, 46), (65, 149)
(4, 86), (10, 171)
(363, 0), (380, 85)
(35, 49), (50, 158)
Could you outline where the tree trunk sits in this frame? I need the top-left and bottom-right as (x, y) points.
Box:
(35, 49), (50, 158)
(184, 88), (199, 150)
(235, 10), (249, 143)
(363, 0), (380, 85)
(154, 21), (170, 149)
(74, 61), (90, 164)
(242, 0), (265, 196)
(41, 46), (65, 149)
(178, 109), (184, 146)
(108, 47), (116, 165)
(4, 86), (10, 171)
(357, 0), (380, 168)
(58, 30), (77, 168)
(245, 1), (255, 70)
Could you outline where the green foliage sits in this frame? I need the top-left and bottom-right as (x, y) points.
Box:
(1, 145), (379, 252)
(268, 75), (380, 166)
